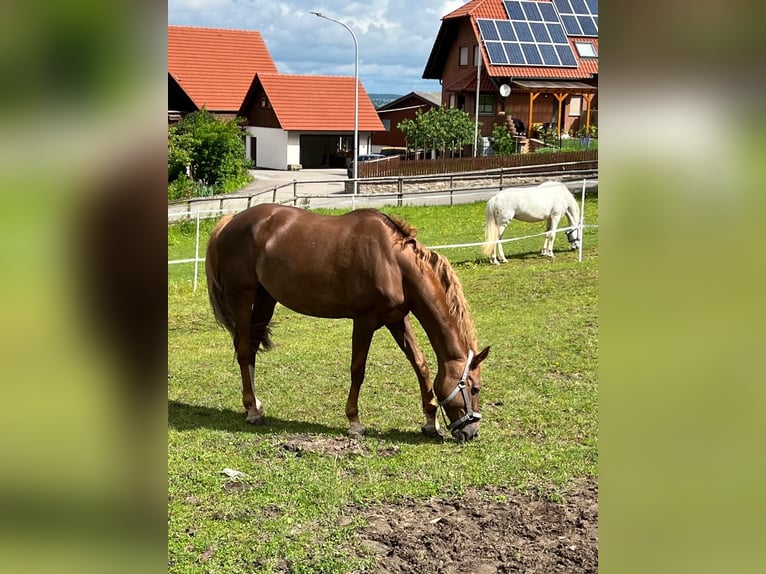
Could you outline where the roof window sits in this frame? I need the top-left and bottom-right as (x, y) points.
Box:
(574, 42), (597, 58)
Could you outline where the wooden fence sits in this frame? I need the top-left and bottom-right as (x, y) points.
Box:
(358, 149), (598, 179)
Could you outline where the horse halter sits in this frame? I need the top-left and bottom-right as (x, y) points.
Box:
(438, 350), (482, 435)
(565, 227), (580, 245)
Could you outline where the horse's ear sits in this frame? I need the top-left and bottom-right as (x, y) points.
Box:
(472, 346), (490, 367)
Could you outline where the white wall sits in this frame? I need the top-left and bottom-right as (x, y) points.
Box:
(246, 126), (288, 170)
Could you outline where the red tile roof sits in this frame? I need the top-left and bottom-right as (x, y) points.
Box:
(444, 0), (506, 19)
(168, 26), (278, 112)
(250, 74), (385, 132)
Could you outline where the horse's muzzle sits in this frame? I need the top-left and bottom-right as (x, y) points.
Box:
(452, 421), (480, 442)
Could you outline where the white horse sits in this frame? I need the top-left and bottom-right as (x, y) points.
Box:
(483, 181), (581, 263)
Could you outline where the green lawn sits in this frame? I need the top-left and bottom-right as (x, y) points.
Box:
(168, 198), (598, 572)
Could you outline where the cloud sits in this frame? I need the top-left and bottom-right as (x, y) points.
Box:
(168, 0), (452, 94)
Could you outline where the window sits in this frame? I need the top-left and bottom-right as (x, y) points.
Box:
(382, 119), (391, 131)
(260, 96), (269, 108)
(574, 42), (597, 58)
(474, 45), (481, 66)
(449, 94), (456, 108)
(479, 95), (494, 114)
(459, 46), (469, 66)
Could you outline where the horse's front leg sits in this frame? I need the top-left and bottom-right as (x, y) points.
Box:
(543, 219), (556, 258)
(386, 316), (441, 439)
(346, 320), (376, 437)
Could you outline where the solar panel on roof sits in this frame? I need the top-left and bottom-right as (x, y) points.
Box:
(512, 20), (534, 42)
(578, 15), (598, 36)
(478, 19), (500, 41)
(556, 44), (578, 66)
(521, 1), (542, 21)
(504, 1), (525, 20)
(496, 20), (516, 41)
(530, 22), (551, 43)
(553, 0), (598, 37)
(520, 43), (543, 65)
(476, 0), (580, 67)
(486, 41), (509, 64)
(547, 22), (568, 43)
(538, 3), (559, 23)
(477, 3), (578, 68)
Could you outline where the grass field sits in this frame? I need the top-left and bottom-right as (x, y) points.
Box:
(168, 198), (598, 572)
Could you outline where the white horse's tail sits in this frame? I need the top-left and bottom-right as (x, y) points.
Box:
(483, 197), (498, 256)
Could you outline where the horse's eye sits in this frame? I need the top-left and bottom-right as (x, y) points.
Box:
(471, 386), (480, 396)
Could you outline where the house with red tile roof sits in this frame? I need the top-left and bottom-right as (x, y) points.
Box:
(168, 25), (384, 170)
(239, 73), (384, 170)
(423, 0), (598, 149)
(168, 25), (278, 119)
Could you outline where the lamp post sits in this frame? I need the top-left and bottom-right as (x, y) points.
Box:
(311, 11), (359, 208)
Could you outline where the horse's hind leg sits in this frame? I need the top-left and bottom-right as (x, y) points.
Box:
(543, 218), (557, 258)
(233, 288), (277, 424)
(496, 222), (509, 263)
(387, 316), (442, 439)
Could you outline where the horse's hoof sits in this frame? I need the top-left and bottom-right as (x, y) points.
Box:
(348, 423), (366, 438)
(421, 424), (445, 440)
(245, 411), (265, 425)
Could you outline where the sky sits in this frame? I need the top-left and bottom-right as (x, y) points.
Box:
(168, 0), (466, 95)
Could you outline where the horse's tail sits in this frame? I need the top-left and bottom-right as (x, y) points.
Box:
(205, 214), (237, 338)
(483, 197), (499, 256)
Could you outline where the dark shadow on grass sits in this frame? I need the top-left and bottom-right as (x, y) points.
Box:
(168, 400), (443, 445)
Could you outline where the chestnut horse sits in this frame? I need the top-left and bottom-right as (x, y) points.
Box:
(205, 205), (490, 441)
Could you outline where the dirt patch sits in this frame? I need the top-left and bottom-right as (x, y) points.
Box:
(257, 434), (596, 571)
(348, 478), (597, 573)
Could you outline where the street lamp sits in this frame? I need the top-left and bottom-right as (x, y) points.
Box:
(311, 11), (359, 208)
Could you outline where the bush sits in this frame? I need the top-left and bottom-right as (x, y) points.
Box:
(168, 174), (194, 201)
(168, 109), (253, 201)
(489, 123), (516, 156)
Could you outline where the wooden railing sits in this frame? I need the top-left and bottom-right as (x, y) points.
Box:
(358, 150), (598, 179)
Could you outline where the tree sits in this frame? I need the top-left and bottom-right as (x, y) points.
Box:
(398, 106), (478, 158)
(168, 108), (252, 199)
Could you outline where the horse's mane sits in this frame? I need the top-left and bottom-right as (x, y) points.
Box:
(379, 212), (478, 350)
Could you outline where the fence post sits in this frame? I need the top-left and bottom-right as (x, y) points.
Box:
(293, 180), (298, 207)
(397, 177), (403, 207)
(193, 209), (201, 291)
(247, 195), (252, 209)
(272, 186), (277, 203)
(499, 168), (503, 189)
(578, 178), (586, 262)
